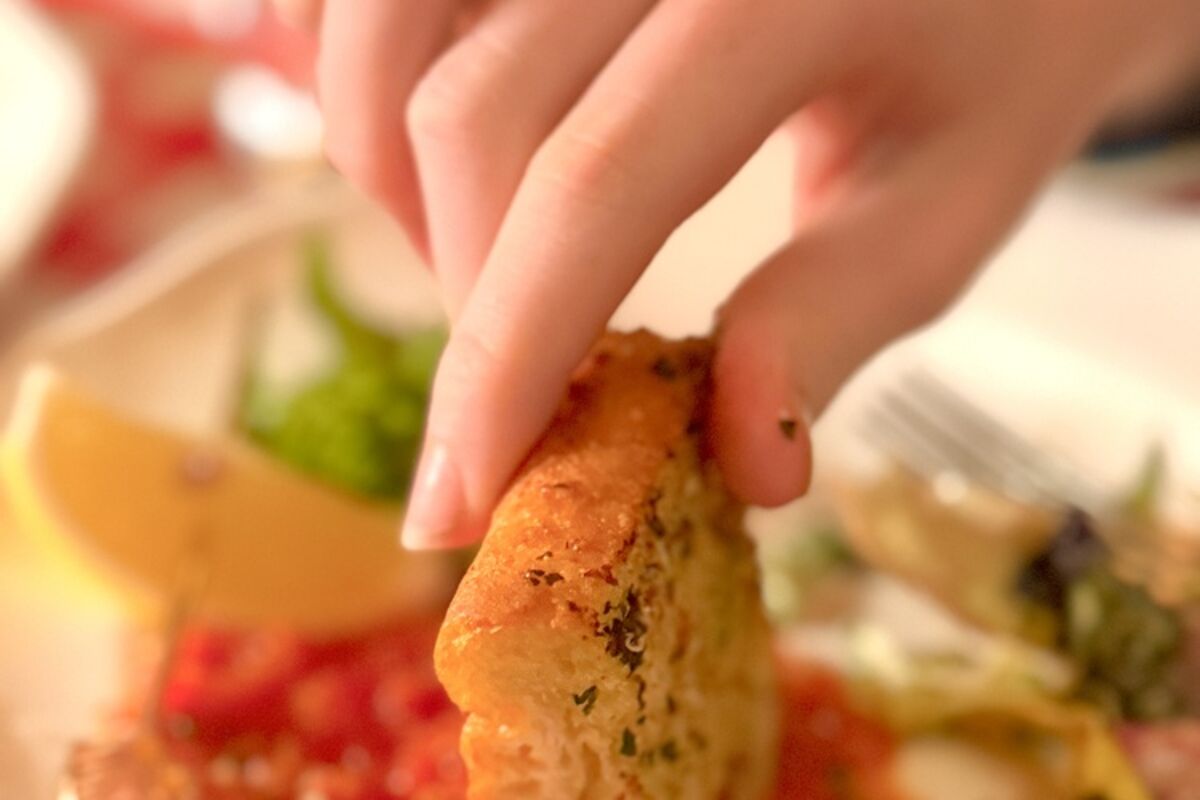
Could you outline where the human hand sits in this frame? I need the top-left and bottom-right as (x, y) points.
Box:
(279, 0), (1200, 549)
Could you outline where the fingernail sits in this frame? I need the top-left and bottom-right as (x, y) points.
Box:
(401, 444), (464, 550)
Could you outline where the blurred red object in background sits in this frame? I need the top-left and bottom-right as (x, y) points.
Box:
(38, 0), (316, 83)
(27, 0), (317, 286)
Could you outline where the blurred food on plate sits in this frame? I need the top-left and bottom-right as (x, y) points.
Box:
(1, 3), (1200, 800)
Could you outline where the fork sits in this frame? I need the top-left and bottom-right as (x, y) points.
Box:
(861, 368), (1200, 603)
(861, 368), (1112, 516)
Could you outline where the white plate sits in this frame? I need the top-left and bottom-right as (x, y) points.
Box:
(2, 140), (1199, 797)
(0, 0), (93, 284)
(0, 175), (434, 799)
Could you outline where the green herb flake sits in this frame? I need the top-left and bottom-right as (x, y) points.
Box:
(620, 728), (637, 757)
(778, 417), (798, 441)
(572, 685), (598, 716)
(651, 357), (678, 380)
(1124, 444), (1166, 520)
(601, 589), (648, 673)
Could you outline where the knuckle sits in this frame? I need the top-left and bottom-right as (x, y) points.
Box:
(443, 324), (504, 389)
(528, 127), (636, 207)
(406, 56), (491, 146)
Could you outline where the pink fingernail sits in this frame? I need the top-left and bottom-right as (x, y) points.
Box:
(401, 444), (464, 550)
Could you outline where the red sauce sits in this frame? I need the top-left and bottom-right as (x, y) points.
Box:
(153, 617), (465, 799)
(773, 662), (907, 800)
(146, 622), (903, 799)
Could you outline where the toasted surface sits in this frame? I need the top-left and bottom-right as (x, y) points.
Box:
(436, 331), (778, 799)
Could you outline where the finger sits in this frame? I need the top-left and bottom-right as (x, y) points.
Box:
(317, 0), (457, 257)
(408, 0), (655, 317)
(272, 0), (324, 31)
(714, 109), (1095, 508)
(402, 0), (849, 549)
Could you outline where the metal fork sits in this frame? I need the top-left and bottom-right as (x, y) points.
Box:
(862, 368), (1200, 602)
(861, 368), (1112, 516)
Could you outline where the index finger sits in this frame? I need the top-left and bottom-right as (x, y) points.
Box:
(402, 0), (842, 548)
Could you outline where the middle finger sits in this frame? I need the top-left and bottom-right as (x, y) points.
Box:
(408, 0), (657, 317)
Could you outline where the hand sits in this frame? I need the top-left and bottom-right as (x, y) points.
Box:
(280, 0), (1200, 549)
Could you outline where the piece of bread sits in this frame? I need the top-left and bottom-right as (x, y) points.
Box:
(435, 331), (778, 799)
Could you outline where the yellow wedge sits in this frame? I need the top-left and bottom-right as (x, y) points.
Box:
(0, 365), (452, 634)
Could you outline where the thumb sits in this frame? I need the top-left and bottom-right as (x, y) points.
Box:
(713, 113), (1089, 507)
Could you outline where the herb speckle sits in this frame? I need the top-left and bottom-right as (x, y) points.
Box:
(659, 740), (679, 762)
(620, 729), (637, 757)
(523, 569), (564, 588)
(779, 417), (798, 441)
(572, 685), (598, 716)
(601, 589), (648, 673)
(584, 566), (619, 586)
(645, 490), (667, 538)
(651, 357), (679, 380)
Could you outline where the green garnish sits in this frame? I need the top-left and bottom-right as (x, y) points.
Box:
(241, 237), (445, 500)
(779, 417), (798, 441)
(1124, 444), (1166, 520)
(620, 728), (637, 756)
(1065, 567), (1184, 719)
(1018, 509), (1188, 720)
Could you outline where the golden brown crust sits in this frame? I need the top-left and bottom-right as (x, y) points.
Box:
(436, 330), (777, 800)
(438, 332), (710, 641)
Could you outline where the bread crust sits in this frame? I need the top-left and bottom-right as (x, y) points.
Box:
(436, 331), (778, 800)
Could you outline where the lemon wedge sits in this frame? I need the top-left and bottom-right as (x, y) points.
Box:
(0, 365), (453, 634)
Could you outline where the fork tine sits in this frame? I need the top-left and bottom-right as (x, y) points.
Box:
(900, 369), (1109, 512)
(876, 387), (1060, 507)
(898, 371), (1064, 497)
(864, 368), (1185, 598)
(860, 404), (959, 481)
